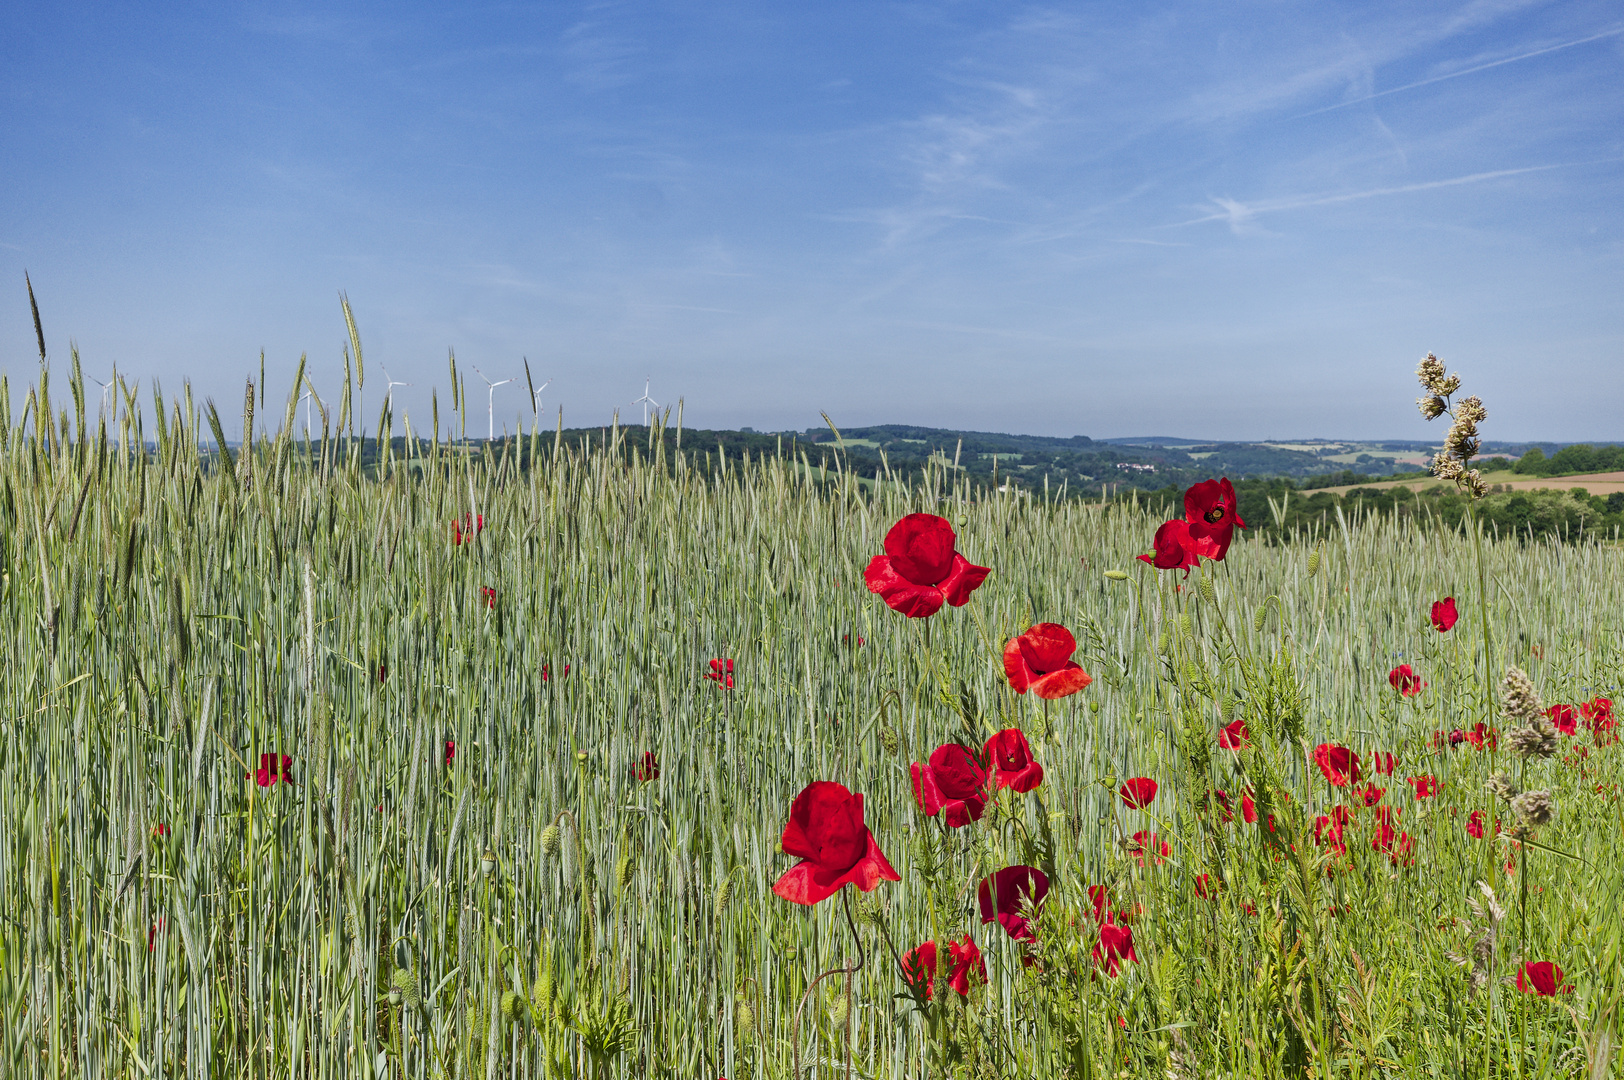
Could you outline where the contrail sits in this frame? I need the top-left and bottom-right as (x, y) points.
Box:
(1297, 25), (1624, 118)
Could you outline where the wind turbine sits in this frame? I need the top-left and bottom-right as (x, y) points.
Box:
(297, 387), (315, 436)
(472, 367), (514, 441)
(89, 372), (116, 418)
(631, 377), (659, 427)
(379, 364), (412, 412)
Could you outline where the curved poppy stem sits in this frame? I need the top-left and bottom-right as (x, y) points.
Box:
(789, 887), (865, 1080)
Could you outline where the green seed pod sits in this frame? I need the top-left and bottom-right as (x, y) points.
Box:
(1199, 575), (1216, 604)
(1089, 700), (1100, 714)
(575, 750), (588, 767)
(1179, 612), (1194, 637)
(540, 824), (562, 856)
(1103, 569), (1129, 581)
(389, 967), (420, 1009)
(1253, 605), (1268, 633)
(1307, 547), (1322, 576)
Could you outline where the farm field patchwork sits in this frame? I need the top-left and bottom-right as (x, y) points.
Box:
(0, 369), (1621, 1079)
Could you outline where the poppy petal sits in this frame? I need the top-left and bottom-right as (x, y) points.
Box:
(864, 555), (946, 618)
(1030, 664), (1093, 700)
(938, 553), (991, 608)
(883, 514), (957, 585)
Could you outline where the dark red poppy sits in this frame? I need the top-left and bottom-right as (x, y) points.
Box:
(1466, 810), (1491, 839)
(901, 936), (986, 999)
(842, 633), (865, 647)
(772, 781), (900, 906)
(249, 753), (293, 787)
(984, 728), (1044, 793)
(863, 513), (991, 618)
(452, 512), (485, 546)
(153, 823), (170, 837)
(1354, 784), (1385, 807)
(1119, 777), (1158, 809)
(1210, 789), (1234, 823)
(1371, 806), (1405, 856)
(1430, 597), (1458, 633)
(1546, 704), (1579, 736)
(1407, 775), (1439, 798)
(1195, 873), (1216, 899)
(1087, 884), (1111, 923)
(1183, 478), (1247, 561)
(634, 751), (659, 783)
(444, 740), (455, 766)
(1464, 722), (1499, 750)
(480, 586), (497, 609)
(912, 743), (989, 827)
(378, 662), (388, 682)
(1137, 519), (1202, 574)
(1313, 814), (1346, 853)
(1388, 664), (1425, 697)
(1516, 961), (1566, 996)
(703, 658), (735, 689)
(148, 917), (166, 952)
(1241, 788), (1258, 824)
(1218, 718), (1250, 751)
(978, 865), (1049, 942)
(1002, 624), (1093, 699)
(542, 662), (571, 681)
(1092, 921), (1138, 977)
(1127, 830), (1169, 866)
(1313, 744), (1361, 787)
(1370, 751), (1397, 775)
(1585, 697), (1618, 745)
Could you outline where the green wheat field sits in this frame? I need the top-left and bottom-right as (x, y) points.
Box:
(1, 353), (1620, 1080)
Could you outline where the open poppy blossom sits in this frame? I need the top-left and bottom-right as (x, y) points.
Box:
(452, 512), (485, 546)
(1127, 830), (1169, 866)
(1313, 744), (1361, 787)
(1465, 722), (1499, 750)
(1183, 478), (1247, 561)
(1313, 813), (1346, 854)
(985, 728), (1044, 793)
(444, 740), (455, 766)
(1354, 784), (1385, 807)
(1516, 961), (1567, 996)
(1389, 665), (1425, 697)
(1003, 623), (1093, 699)
(1092, 921), (1139, 977)
(249, 753), (293, 787)
(772, 781), (899, 906)
(635, 751), (660, 783)
(1195, 873), (1217, 899)
(1546, 704), (1579, 736)
(978, 865), (1049, 942)
(1137, 519), (1203, 574)
(1407, 775), (1439, 798)
(1119, 777), (1158, 809)
(1466, 810), (1498, 839)
(901, 936), (986, 999)
(1088, 884), (1112, 923)
(1584, 698), (1618, 744)
(480, 586), (497, 609)
(703, 658), (735, 689)
(1241, 788), (1258, 824)
(1430, 597), (1458, 633)
(912, 743), (989, 827)
(1370, 751), (1397, 775)
(1218, 718), (1250, 750)
(863, 513), (991, 618)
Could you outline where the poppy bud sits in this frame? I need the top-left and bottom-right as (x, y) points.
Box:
(481, 849), (497, 877)
(576, 750), (589, 767)
(1157, 631), (1170, 656)
(1253, 605), (1268, 633)
(541, 825), (562, 856)
(1307, 548), (1321, 576)
(715, 874), (734, 915)
(878, 725), (899, 754)
(736, 998), (755, 1038)
(500, 990), (528, 1024)
(1103, 570), (1128, 581)
(1199, 575), (1216, 604)
(389, 968), (420, 1009)
(826, 988), (850, 1027)
(1089, 701), (1100, 714)
(615, 850), (635, 891)
(1179, 612), (1194, 637)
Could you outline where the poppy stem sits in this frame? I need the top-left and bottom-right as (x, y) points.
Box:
(789, 886), (865, 1080)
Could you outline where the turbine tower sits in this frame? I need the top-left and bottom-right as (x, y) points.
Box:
(632, 377), (659, 427)
(379, 364), (413, 412)
(473, 367), (515, 441)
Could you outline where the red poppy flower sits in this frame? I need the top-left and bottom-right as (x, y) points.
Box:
(1466, 810), (1492, 839)
(1581, 697), (1613, 725)
(1183, 478), (1247, 561)
(1388, 665), (1425, 697)
(1210, 789), (1234, 823)
(1516, 961), (1566, 996)
(1137, 519), (1202, 574)
(1313, 744), (1361, 787)
(901, 936), (986, 999)
(978, 865), (1050, 942)
(635, 751), (660, 783)
(1313, 814), (1346, 852)
(1241, 788), (1258, 824)
(148, 917), (166, 952)
(1092, 922), (1138, 977)
(1218, 718), (1250, 751)
(249, 753), (293, 787)
(863, 513), (991, 618)
(1119, 777), (1158, 809)
(153, 823), (170, 838)
(1407, 775), (1439, 798)
(703, 658), (735, 689)
(772, 781), (900, 906)
(444, 740), (456, 766)
(1546, 704), (1579, 736)
(1195, 873), (1216, 899)
(1430, 597), (1458, 633)
(481, 586), (497, 609)
(542, 662), (571, 681)
(842, 633), (865, 647)
(1370, 751), (1397, 775)
(1127, 830), (1169, 866)
(452, 512), (485, 546)
(378, 662), (388, 682)
(1464, 722), (1499, 750)
(1087, 884), (1111, 923)
(1002, 624), (1093, 699)
(1354, 784), (1385, 807)
(912, 743), (989, 827)
(984, 729), (1044, 793)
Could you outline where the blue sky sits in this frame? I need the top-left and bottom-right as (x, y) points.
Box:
(2, 1), (1620, 441)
